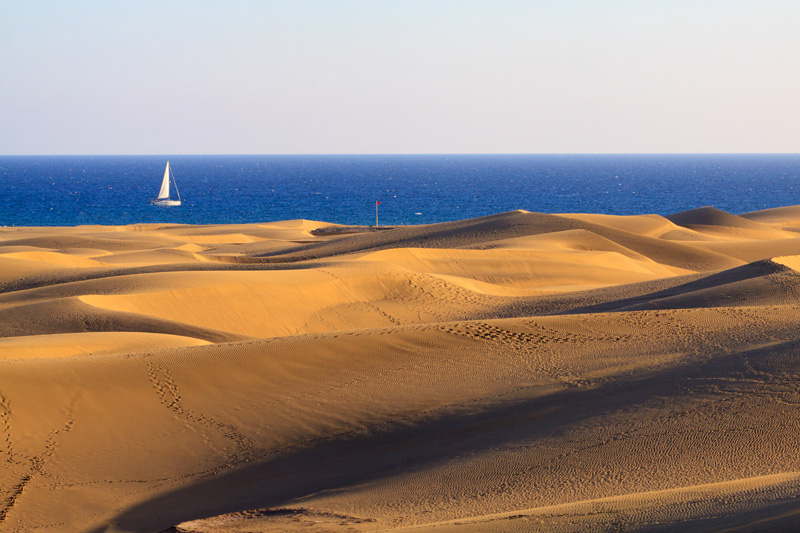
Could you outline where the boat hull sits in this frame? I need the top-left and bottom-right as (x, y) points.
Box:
(151, 199), (181, 206)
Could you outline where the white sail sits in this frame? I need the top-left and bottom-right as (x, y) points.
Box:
(157, 161), (171, 200)
(152, 161), (181, 206)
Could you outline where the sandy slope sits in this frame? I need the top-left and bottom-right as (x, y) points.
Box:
(2, 208), (800, 532)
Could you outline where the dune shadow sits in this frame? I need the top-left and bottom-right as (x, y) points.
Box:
(0, 260), (333, 295)
(565, 260), (794, 314)
(89, 346), (760, 533)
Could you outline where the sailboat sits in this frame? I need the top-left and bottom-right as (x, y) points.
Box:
(151, 161), (182, 206)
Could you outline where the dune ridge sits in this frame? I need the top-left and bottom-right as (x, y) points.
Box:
(2, 208), (800, 532)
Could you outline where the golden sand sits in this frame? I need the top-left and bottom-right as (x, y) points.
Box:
(2, 208), (800, 531)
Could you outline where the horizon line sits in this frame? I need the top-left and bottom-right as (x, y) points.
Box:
(2, 152), (800, 157)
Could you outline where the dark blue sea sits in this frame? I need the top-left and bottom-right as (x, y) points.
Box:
(1, 154), (799, 227)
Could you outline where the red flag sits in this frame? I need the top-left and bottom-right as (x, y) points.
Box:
(376, 201), (381, 205)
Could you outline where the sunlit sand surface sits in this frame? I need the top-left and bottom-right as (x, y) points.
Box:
(3, 208), (800, 532)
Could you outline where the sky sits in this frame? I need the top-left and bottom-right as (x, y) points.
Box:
(1, 0), (799, 155)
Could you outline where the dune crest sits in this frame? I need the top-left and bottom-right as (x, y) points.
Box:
(2, 207), (800, 532)
(771, 254), (800, 271)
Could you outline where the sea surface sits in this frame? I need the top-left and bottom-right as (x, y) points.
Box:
(1, 154), (799, 227)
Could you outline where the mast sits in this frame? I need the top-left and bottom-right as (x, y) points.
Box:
(169, 163), (181, 201)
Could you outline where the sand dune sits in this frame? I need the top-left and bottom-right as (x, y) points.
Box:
(0, 331), (210, 359)
(561, 212), (688, 237)
(384, 473), (800, 532)
(2, 207), (800, 532)
(666, 206), (797, 240)
(667, 206), (773, 229)
(741, 204), (800, 226)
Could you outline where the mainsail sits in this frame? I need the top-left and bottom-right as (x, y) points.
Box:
(157, 161), (172, 200)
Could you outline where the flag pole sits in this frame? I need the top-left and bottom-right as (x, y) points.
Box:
(375, 201), (380, 227)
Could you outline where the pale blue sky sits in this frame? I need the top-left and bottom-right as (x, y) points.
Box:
(2, 1), (798, 154)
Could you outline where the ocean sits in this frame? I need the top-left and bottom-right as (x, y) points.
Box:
(1, 154), (799, 227)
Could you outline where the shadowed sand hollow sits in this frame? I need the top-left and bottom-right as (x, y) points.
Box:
(3, 210), (800, 532)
